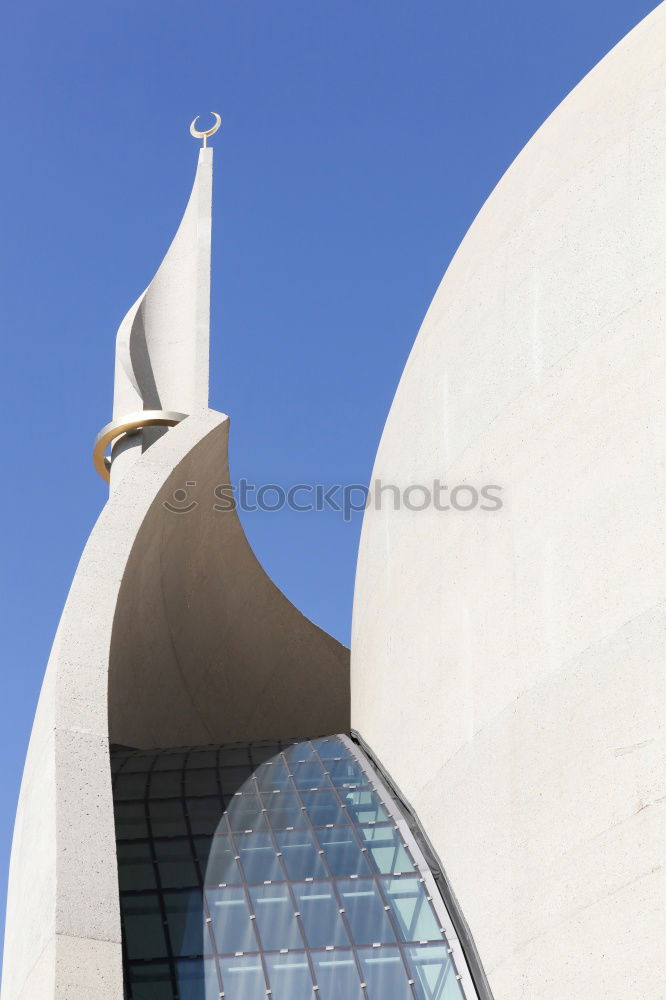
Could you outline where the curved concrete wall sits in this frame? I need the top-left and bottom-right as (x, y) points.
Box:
(113, 147), (212, 419)
(351, 6), (666, 998)
(111, 146), (213, 486)
(109, 416), (349, 749)
(2, 412), (348, 1000)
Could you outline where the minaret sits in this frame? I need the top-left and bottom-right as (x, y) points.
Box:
(2, 113), (349, 1000)
(93, 113), (219, 488)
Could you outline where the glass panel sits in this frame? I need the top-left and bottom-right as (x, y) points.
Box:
(122, 753), (155, 773)
(186, 750), (218, 769)
(187, 797), (225, 835)
(122, 893), (168, 959)
(315, 828), (370, 877)
(149, 769), (182, 798)
(206, 886), (259, 954)
(114, 772), (149, 800)
(111, 751), (131, 774)
(265, 952), (314, 999)
(408, 945), (464, 1000)
(274, 829), (328, 880)
(311, 738), (350, 759)
(339, 878), (396, 944)
(237, 831), (284, 883)
(299, 789), (348, 826)
(250, 743), (282, 766)
(117, 841), (156, 892)
(150, 799), (187, 838)
(225, 794), (266, 832)
(164, 888), (207, 957)
(254, 758), (292, 792)
(218, 748), (253, 767)
(203, 834), (242, 886)
(126, 960), (172, 999)
(326, 758), (366, 787)
(153, 838), (199, 889)
(311, 951), (364, 999)
(153, 750), (186, 771)
(358, 947), (413, 1000)
(218, 765), (253, 795)
(114, 801), (149, 840)
(192, 834), (215, 860)
(293, 883), (349, 947)
(175, 957), (218, 1000)
(185, 768), (220, 797)
(290, 760), (330, 789)
(382, 877), (443, 942)
(262, 791), (304, 829)
(218, 955), (266, 999)
(113, 740), (471, 1000)
(359, 825), (415, 875)
(282, 742), (315, 762)
(344, 788), (388, 824)
(248, 883), (304, 951)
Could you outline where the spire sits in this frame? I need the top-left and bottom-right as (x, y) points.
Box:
(93, 114), (220, 485)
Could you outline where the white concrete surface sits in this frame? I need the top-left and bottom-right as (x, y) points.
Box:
(351, 5), (666, 998)
(1, 413), (220, 1000)
(109, 416), (349, 750)
(111, 147), (213, 487)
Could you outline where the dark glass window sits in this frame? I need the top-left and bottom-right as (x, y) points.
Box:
(149, 798), (187, 838)
(154, 839), (199, 889)
(117, 841), (156, 892)
(113, 737), (469, 999)
(114, 801), (149, 840)
(150, 769), (183, 799)
(126, 960), (172, 999)
(123, 892), (168, 960)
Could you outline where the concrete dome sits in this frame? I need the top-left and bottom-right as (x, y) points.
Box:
(351, 5), (666, 997)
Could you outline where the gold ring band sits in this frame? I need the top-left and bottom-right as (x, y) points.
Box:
(93, 410), (188, 483)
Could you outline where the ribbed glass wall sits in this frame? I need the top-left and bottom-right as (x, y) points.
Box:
(112, 736), (472, 999)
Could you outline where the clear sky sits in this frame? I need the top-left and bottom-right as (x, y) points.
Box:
(0, 0), (658, 960)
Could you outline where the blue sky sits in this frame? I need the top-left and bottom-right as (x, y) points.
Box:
(0, 0), (658, 958)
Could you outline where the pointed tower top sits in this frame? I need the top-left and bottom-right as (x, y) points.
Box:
(93, 118), (217, 485)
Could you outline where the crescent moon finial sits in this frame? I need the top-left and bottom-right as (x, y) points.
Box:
(190, 112), (222, 147)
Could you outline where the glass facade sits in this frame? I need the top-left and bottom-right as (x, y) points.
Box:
(112, 736), (471, 999)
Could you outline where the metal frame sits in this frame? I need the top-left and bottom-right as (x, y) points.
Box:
(112, 736), (481, 999)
